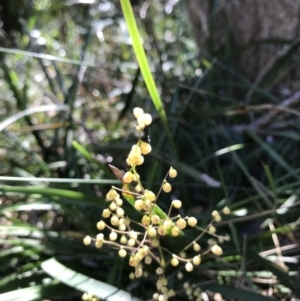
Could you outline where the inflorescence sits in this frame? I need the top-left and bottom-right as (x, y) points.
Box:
(83, 107), (231, 301)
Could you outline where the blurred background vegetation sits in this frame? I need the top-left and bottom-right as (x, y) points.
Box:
(0, 0), (300, 300)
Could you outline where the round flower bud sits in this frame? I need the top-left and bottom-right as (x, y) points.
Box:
(211, 210), (219, 218)
(96, 233), (104, 241)
(176, 218), (187, 230)
(134, 199), (143, 211)
(192, 255), (201, 265)
(144, 190), (156, 202)
(137, 113), (152, 126)
(147, 226), (157, 237)
(168, 289), (175, 297)
(109, 231), (117, 241)
(214, 293), (223, 301)
(185, 262), (193, 272)
(135, 184), (142, 192)
(193, 243), (201, 252)
(142, 215), (150, 226)
(169, 167), (178, 178)
(83, 236), (91, 246)
(209, 226), (216, 234)
(171, 257), (179, 267)
(142, 199), (152, 211)
(157, 226), (167, 236)
(115, 198), (123, 206)
(127, 238), (136, 247)
(151, 214), (160, 224)
(102, 208), (111, 218)
(135, 268), (143, 278)
(95, 240), (103, 248)
(223, 206), (231, 215)
(171, 226), (180, 236)
(156, 267), (163, 275)
(145, 255), (152, 265)
(140, 142), (152, 155)
(123, 171), (134, 183)
(118, 248), (127, 258)
(211, 245), (223, 256)
(133, 107), (144, 118)
(163, 219), (173, 230)
(135, 155), (144, 166)
(97, 220), (105, 230)
(177, 271), (183, 279)
(187, 216), (197, 227)
(172, 200), (182, 209)
(179, 251), (186, 258)
(116, 207), (125, 217)
(129, 272), (135, 280)
(107, 188), (118, 200)
(119, 224), (126, 231)
(139, 245), (149, 257)
(162, 182), (172, 193)
(153, 293), (159, 300)
(109, 202), (117, 211)
(110, 215), (119, 226)
(214, 214), (222, 222)
(120, 235), (127, 244)
(158, 295), (165, 301)
(129, 231), (138, 240)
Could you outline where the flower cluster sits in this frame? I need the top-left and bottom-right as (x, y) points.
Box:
(83, 108), (231, 301)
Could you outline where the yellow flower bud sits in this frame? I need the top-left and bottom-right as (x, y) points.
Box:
(211, 245), (223, 256)
(97, 220), (105, 230)
(129, 231), (138, 240)
(110, 215), (119, 226)
(171, 257), (179, 267)
(171, 226), (180, 236)
(223, 206), (231, 215)
(176, 218), (187, 230)
(120, 235), (127, 244)
(133, 107), (144, 118)
(118, 248), (127, 258)
(157, 226), (167, 236)
(145, 255), (152, 264)
(137, 113), (152, 126)
(107, 188), (118, 200)
(172, 200), (182, 208)
(102, 208), (110, 218)
(192, 255), (201, 265)
(162, 182), (172, 193)
(151, 214), (160, 224)
(209, 225), (216, 234)
(142, 215), (150, 226)
(193, 243), (201, 252)
(83, 236), (91, 246)
(135, 268), (143, 278)
(144, 190), (156, 202)
(116, 207), (124, 217)
(169, 166), (177, 178)
(109, 231), (117, 241)
(147, 226), (157, 237)
(123, 171), (133, 183)
(187, 216), (197, 227)
(109, 202), (117, 211)
(140, 141), (152, 155)
(185, 262), (193, 272)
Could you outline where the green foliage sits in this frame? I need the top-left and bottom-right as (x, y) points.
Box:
(0, 0), (300, 301)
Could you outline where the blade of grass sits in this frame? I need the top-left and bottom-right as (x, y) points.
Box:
(120, 0), (176, 153)
(41, 257), (141, 301)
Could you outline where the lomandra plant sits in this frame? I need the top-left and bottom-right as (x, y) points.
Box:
(83, 108), (230, 301)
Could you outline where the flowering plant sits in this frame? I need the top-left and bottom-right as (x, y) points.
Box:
(83, 108), (230, 301)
